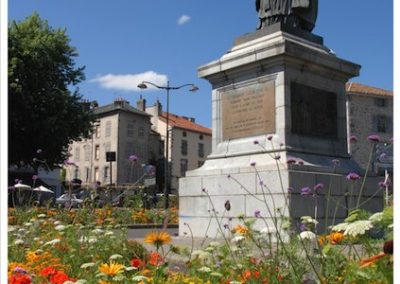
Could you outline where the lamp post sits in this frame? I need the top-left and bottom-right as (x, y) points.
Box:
(137, 81), (199, 209)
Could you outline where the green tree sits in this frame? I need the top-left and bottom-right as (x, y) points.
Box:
(9, 13), (93, 168)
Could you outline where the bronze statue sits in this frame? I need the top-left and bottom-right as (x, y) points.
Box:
(255, 0), (318, 32)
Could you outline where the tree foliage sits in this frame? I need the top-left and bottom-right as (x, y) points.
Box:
(9, 13), (93, 168)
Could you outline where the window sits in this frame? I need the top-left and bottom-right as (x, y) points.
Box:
(85, 167), (90, 182)
(84, 145), (91, 161)
(127, 123), (134, 137)
(138, 126), (145, 137)
(374, 98), (387, 107)
(182, 131), (187, 137)
(199, 134), (203, 140)
(104, 166), (109, 180)
(74, 167), (80, 179)
(180, 159), (188, 177)
(374, 115), (392, 133)
(94, 124), (101, 138)
(105, 121), (112, 137)
(198, 143), (204, 158)
(94, 167), (99, 182)
(95, 145), (100, 160)
(74, 147), (80, 161)
(181, 140), (188, 155)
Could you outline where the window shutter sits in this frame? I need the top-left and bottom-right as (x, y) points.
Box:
(372, 115), (378, 132)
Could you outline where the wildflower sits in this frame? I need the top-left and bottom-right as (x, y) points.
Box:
(198, 266), (211, 273)
(298, 160), (304, 165)
(250, 162), (256, 166)
(286, 157), (297, 164)
(254, 210), (261, 218)
(147, 252), (163, 266)
(313, 183), (324, 191)
(300, 187), (312, 196)
(344, 220), (373, 237)
(233, 224), (249, 235)
(25, 251), (39, 262)
(331, 222), (349, 232)
(40, 266), (57, 277)
(367, 134), (381, 142)
(231, 235), (245, 243)
(346, 172), (361, 181)
(329, 232), (344, 245)
(132, 275), (149, 282)
(80, 262), (95, 269)
(9, 273), (31, 284)
(128, 155), (139, 163)
(44, 239), (61, 246)
(55, 225), (66, 231)
(14, 239), (24, 245)
(260, 226), (276, 235)
(332, 159), (340, 166)
(378, 180), (391, 188)
(50, 271), (74, 284)
(130, 258), (144, 268)
(144, 231), (172, 248)
(267, 135), (273, 141)
(109, 254), (123, 260)
(299, 231), (317, 241)
(369, 212), (384, 224)
(224, 200), (231, 211)
(98, 261), (124, 276)
(273, 154), (281, 160)
(253, 140), (259, 145)
(349, 135), (358, 143)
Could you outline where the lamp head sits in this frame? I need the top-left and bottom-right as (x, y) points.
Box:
(137, 82), (147, 89)
(189, 85), (199, 92)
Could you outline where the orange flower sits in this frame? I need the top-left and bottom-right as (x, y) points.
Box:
(130, 258), (144, 268)
(360, 252), (387, 268)
(98, 280), (112, 284)
(148, 252), (163, 266)
(329, 232), (344, 245)
(233, 224), (249, 235)
(144, 231), (172, 248)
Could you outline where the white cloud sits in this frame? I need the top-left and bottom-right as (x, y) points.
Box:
(90, 71), (168, 92)
(177, 15), (191, 26)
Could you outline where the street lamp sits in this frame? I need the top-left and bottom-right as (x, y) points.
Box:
(137, 81), (198, 209)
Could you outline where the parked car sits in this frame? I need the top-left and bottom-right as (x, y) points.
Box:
(55, 194), (83, 207)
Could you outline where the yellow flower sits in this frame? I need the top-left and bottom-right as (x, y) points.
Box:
(26, 251), (40, 262)
(98, 261), (124, 276)
(233, 224), (249, 235)
(98, 280), (112, 284)
(144, 231), (172, 247)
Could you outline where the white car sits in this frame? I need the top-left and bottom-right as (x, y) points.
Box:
(55, 194), (83, 207)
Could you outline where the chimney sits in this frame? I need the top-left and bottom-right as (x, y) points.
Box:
(114, 97), (127, 108)
(136, 95), (146, 111)
(155, 100), (163, 116)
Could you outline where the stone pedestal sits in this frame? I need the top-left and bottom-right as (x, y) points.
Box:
(179, 29), (383, 237)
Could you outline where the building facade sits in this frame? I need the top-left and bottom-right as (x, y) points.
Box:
(144, 100), (212, 192)
(346, 82), (393, 172)
(66, 98), (158, 186)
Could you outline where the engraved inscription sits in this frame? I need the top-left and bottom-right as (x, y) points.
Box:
(221, 80), (275, 140)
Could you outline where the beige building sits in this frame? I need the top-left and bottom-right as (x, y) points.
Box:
(67, 98), (159, 186)
(144, 100), (212, 192)
(346, 82), (393, 172)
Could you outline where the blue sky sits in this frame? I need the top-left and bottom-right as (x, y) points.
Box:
(8, 0), (393, 128)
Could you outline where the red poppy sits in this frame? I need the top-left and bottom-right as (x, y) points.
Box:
(9, 274), (32, 284)
(40, 266), (57, 277)
(50, 271), (74, 284)
(130, 258), (144, 268)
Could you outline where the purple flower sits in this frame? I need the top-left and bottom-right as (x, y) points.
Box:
(253, 140), (259, 145)
(273, 155), (281, 160)
(378, 180), (392, 188)
(64, 160), (76, 166)
(346, 172), (361, 181)
(13, 266), (28, 274)
(14, 179), (21, 184)
(287, 157), (297, 165)
(32, 175), (38, 180)
(298, 160), (304, 165)
(250, 162), (256, 167)
(299, 223), (307, 232)
(349, 135), (358, 143)
(36, 149), (42, 154)
(300, 187), (312, 195)
(254, 210), (261, 218)
(313, 183), (324, 191)
(144, 165), (156, 175)
(367, 134), (381, 143)
(128, 154), (139, 163)
(332, 159), (340, 166)
(288, 187), (294, 194)
(267, 135), (273, 141)
(378, 153), (387, 161)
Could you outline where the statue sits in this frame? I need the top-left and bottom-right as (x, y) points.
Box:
(255, 0), (318, 32)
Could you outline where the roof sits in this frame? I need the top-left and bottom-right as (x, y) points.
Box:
(93, 100), (151, 117)
(160, 112), (212, 135)
(346, 82), (393, 97)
